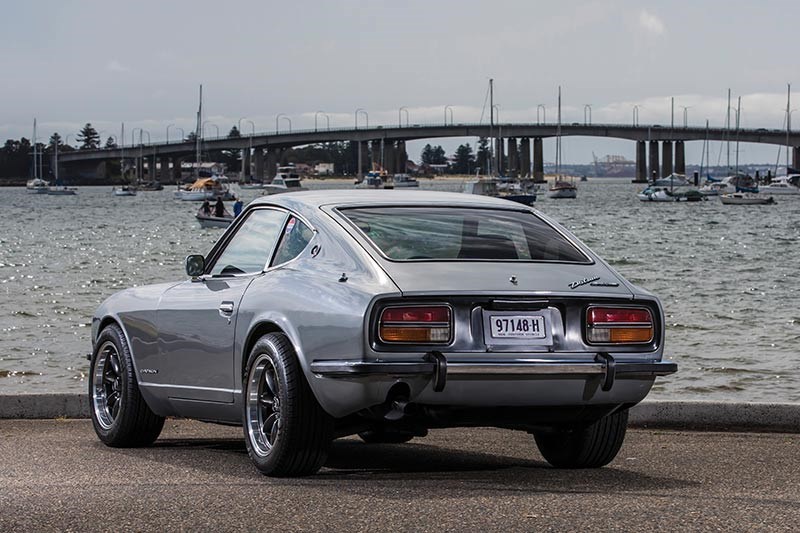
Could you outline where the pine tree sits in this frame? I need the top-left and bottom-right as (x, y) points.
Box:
(76, 123), (101, 149)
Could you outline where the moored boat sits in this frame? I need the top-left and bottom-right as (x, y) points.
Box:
(637, 186), (675, 202)
(113, 186), (137, 197)
(653, 173), (690, 187)
(195, 206), (234, 228)
(720, 193), (775, 205)
(392, 173), (419, 188)
(174, 177), (235, 201)
(547, 179), (577, 199)
(263, 167), (307, 195)
(47, 186), (77, 196)
(26, 178), (50, 194)
(464, 177), (537, 205)
(759, 175), (800, 195)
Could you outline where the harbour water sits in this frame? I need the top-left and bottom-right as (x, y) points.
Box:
(1, 179), (798, 402)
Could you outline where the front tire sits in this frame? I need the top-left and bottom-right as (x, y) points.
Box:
(243, 333), (333, 477)
(534, 409), (628, 468)
(89, 324), (164, 447)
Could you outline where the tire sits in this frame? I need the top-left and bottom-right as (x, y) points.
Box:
(89, 324), (165, 447)
(358, 427), (416, 444)
(534, 409), (628, 469)
(242, 333), (333, 477)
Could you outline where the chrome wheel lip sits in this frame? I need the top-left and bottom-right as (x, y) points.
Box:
(246, 353), (281, 458)
(92, 340), (122, 430)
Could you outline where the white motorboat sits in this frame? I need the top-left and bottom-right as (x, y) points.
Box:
(263, 168), (307, 195)
(637, 186), (675, 202)
(720, 193), (775, 205)
(47, 186), (77, 196)
(355, 170), (392, 189)
(113, 186), (137, 197)
(26, 178), (50, 194)
(195, 206), (234, 228)
(174, 177), (235, 201)
(759, 175), (800, 195)
(547, 179), (577, 199)
(392, 173), (419, 188)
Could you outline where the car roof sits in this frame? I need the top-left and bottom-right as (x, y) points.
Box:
(249, 189), (526, 211)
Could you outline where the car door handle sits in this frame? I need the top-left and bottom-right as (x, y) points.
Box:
(218, 301), (235, 316)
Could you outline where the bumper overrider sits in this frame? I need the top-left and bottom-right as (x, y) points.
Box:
(310, 352), (677, 393)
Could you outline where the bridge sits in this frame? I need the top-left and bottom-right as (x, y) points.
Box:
(58, 122), (800, 183)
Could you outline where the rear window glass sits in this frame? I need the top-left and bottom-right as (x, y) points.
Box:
(342, 207), (589, 263)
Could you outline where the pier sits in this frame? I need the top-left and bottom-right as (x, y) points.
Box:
(56, 122), (800, 183)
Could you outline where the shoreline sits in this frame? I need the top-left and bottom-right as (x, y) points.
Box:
(1, 394), (798, 432)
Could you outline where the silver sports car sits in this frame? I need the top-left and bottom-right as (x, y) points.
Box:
(89, 190), (676, 476)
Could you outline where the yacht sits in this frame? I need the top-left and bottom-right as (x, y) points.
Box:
(263, 167), (307, 195)
(391, 173), (419, 188)
(759, 175), (800, 195)
(26, 178), (50, 194)
(547, 178), (577, 199)
(720, 192), (775, 205)
(464, 177), (537, 205)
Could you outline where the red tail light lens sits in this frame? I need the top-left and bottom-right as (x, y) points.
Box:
(586, 306), (654, 344)
(379, 305), (451, 343)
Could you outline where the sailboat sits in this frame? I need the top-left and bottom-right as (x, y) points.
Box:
(462, 79), (537, 205)
(547, 86), (577, 199)
(26, 119), (50, 194)
(47, 133), (77, 195)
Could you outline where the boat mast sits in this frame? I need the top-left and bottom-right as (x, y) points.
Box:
(195, 84), (202, 180)
(489, 78), (494, 176)
(786, 83), (791, 173)
(556, 86), (562, 176)
(734, 96), (741, 175)
(726, 88), (731, 171)
(32, 119), (37, 180)
(54, 131), (58, 183)
(120, 122), (125, 184)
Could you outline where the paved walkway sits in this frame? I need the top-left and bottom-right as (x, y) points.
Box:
(1, 420), (798, 532)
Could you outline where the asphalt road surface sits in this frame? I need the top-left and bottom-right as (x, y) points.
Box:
(1, 419), (798, 532)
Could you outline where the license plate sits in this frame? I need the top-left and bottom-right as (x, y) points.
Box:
(489, 315), (546, 339)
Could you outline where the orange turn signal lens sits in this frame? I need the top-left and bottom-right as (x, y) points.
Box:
(609, 327), (654, 343)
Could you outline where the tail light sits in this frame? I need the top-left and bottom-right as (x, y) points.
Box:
(379, 305), (451, 344)
(586, 306), (654, 344)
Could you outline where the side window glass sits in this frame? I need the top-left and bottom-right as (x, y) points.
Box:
(272, 217), (314, 266)
(209, 209), (287, 276)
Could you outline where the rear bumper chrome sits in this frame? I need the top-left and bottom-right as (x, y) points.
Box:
(310, 353), (677, 393)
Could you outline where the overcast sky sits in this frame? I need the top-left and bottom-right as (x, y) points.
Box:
(2, 0), (799, 164)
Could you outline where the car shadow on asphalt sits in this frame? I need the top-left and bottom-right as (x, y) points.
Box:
(135, 436), (697, 494)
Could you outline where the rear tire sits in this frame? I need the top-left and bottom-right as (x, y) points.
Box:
(89, 324), (165, 447)
(243, 333), (333, 477)
(534, 409), (628, 468)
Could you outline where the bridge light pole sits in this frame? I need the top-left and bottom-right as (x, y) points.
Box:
(166, 124), (176, 144)
(537, 104), (546, 125)
(632, 105), (641, 126)
(315, 111), (326, 132)
(202, 121), (219, 139)
(355, 108), (368, 129)
(444, 105), (454, 126)
(275, 114), (291, 134)
(399, 107), (409, 127)
(492, 105), (500, 123)
(583, 104), (592, 125)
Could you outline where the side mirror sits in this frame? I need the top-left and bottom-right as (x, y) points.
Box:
(185, 255), (206, 278)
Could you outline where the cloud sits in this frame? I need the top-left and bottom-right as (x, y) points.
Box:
(638, 10), (665, 35)
(106, 60), (131, 73)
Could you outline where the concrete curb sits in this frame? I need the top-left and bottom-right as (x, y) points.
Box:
(1, 395), (798, 432)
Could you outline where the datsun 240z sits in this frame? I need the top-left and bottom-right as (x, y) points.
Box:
(89, 190), (676, 476)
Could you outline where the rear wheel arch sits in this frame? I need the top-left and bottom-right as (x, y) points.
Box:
(242, 321), (289, 380)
